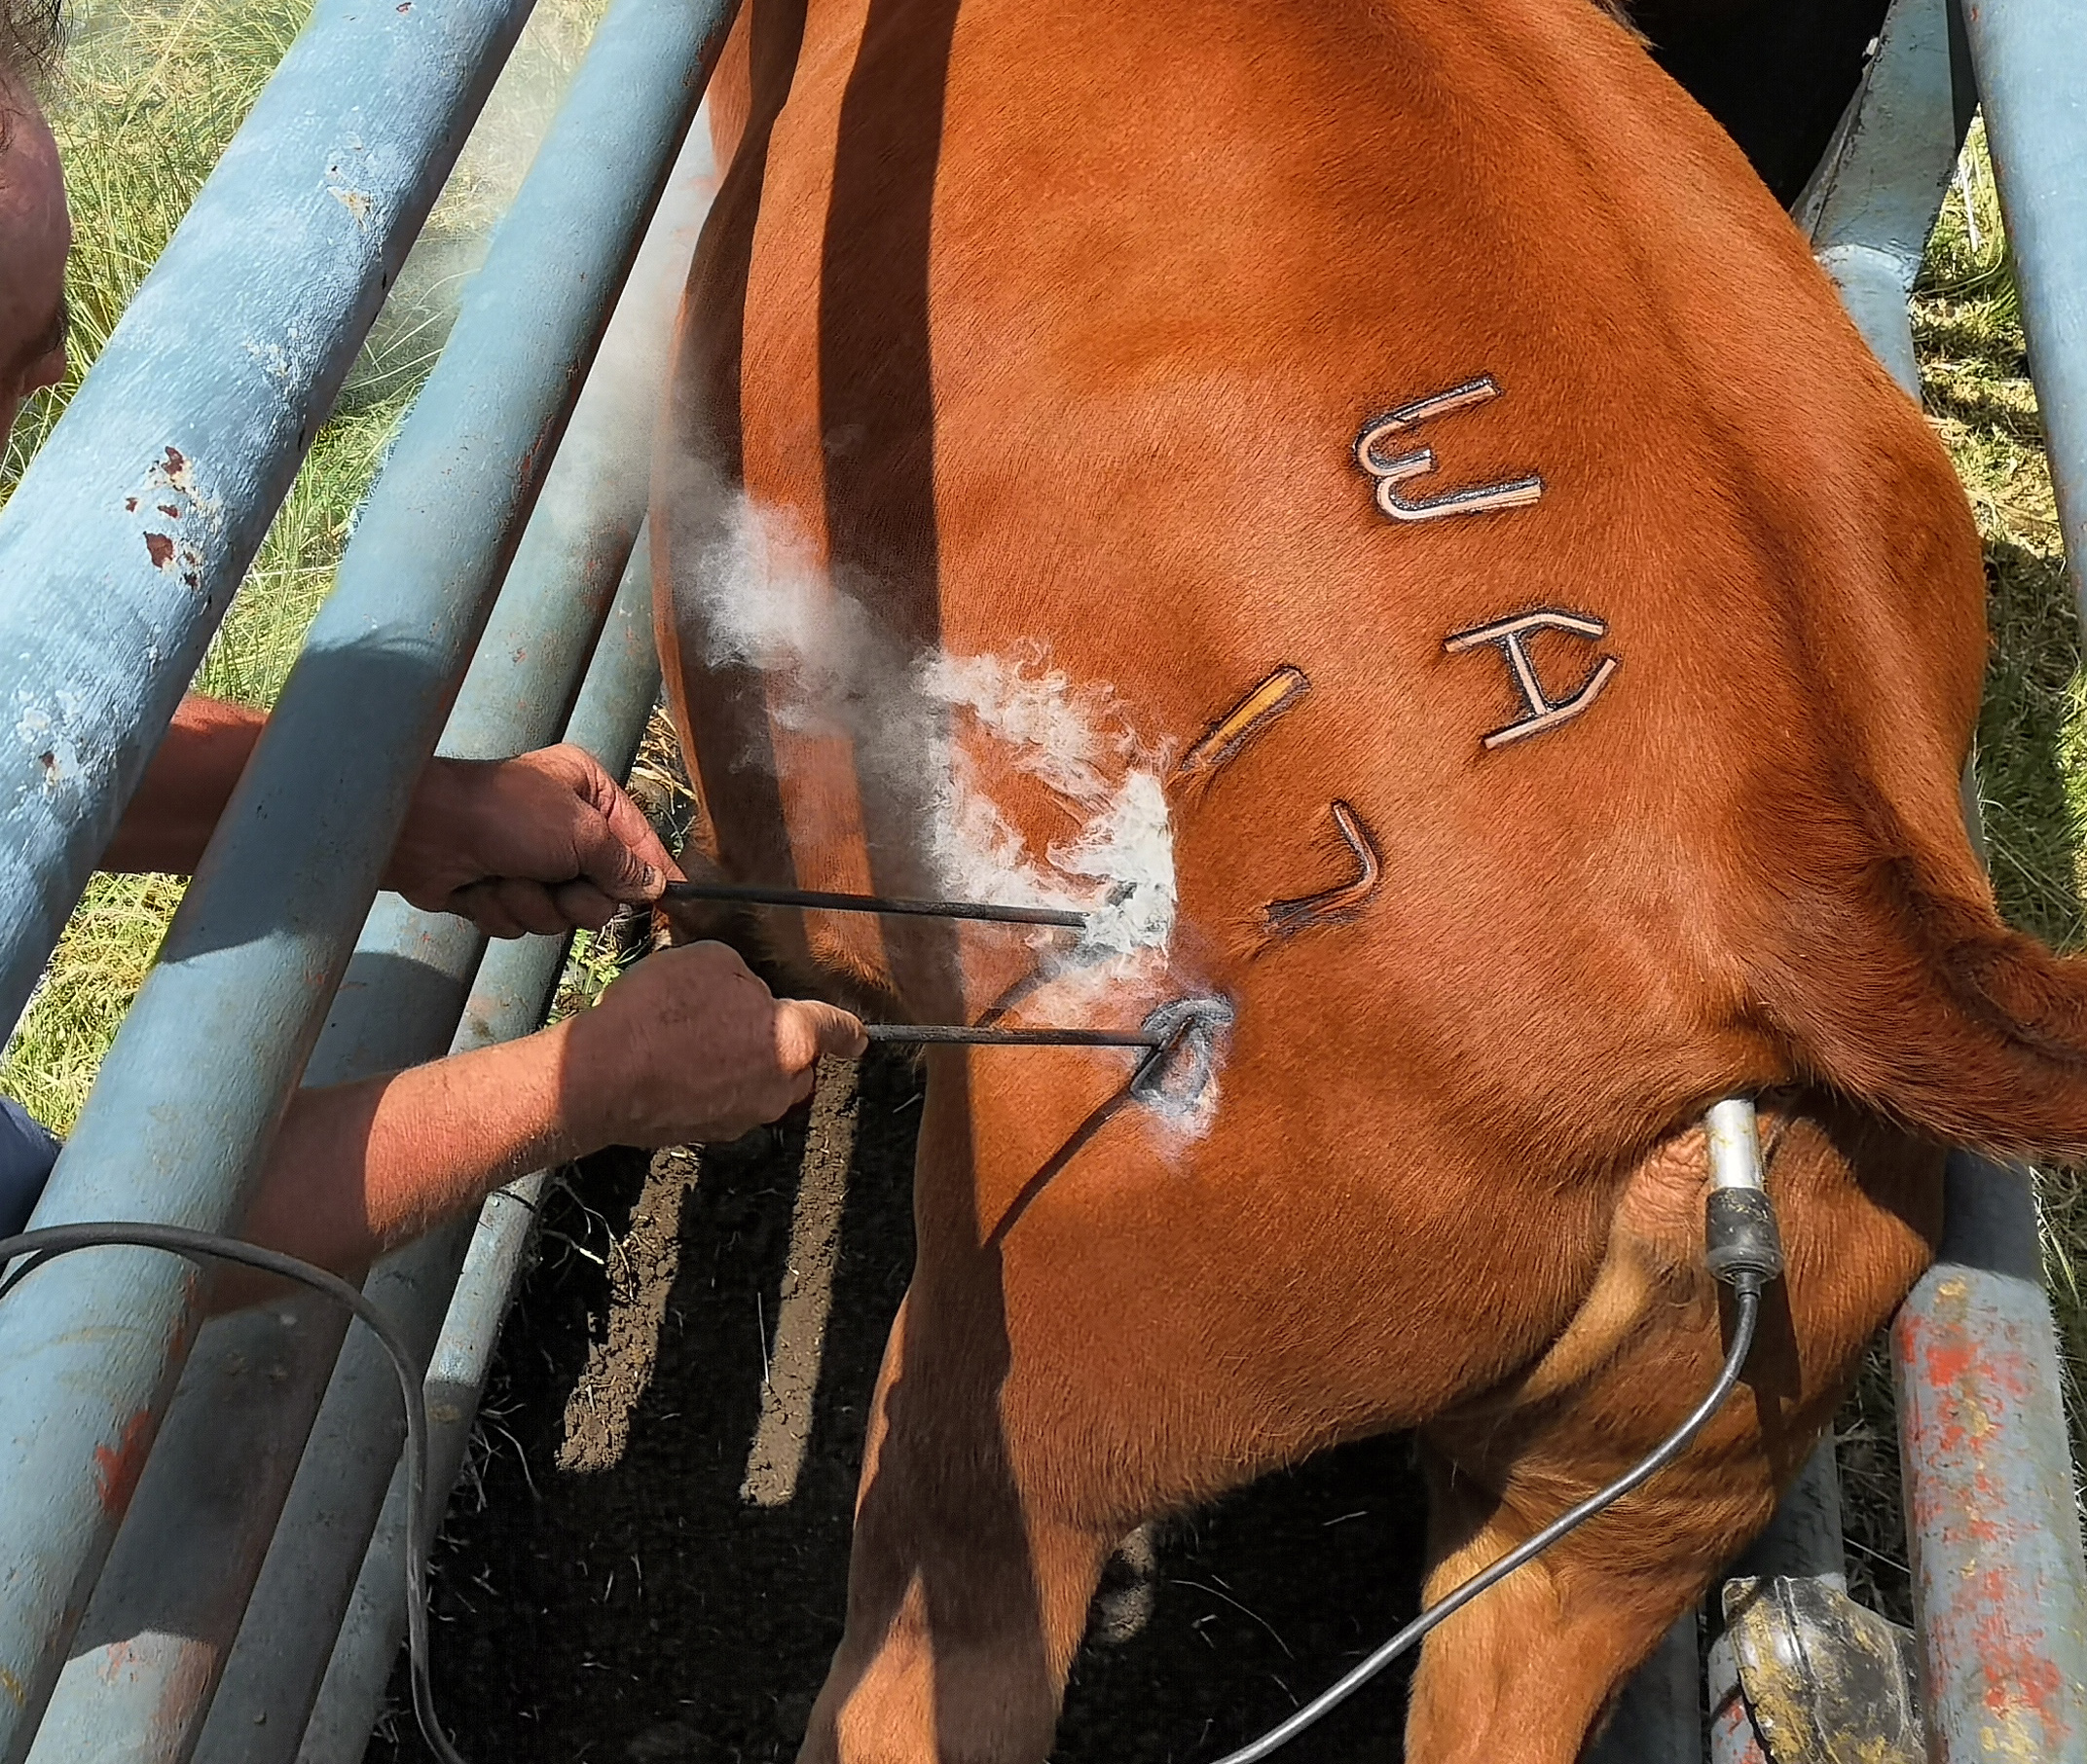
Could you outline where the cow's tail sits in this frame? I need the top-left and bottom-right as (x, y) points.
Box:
(1754, 830), (2087, 1163)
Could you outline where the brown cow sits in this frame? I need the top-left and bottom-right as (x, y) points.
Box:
(649, 2), (2069, 1759)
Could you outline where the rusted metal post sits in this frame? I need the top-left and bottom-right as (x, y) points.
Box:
(1892, 0), (2087, 1753)
(1891, 1153), (2087, 1760)
(1778, 2), (2087, 1755)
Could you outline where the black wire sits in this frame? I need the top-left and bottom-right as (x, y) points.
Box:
(663, 880), (1089, 930)
(0, 1223), (467, 1764)
(1202, 1283), (1765, 1764)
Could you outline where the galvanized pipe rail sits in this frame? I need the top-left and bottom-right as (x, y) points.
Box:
(0, 0), (540, 1047)
(291, 538), (665, 1764)
(0, 0), (738, 1750)
(17, 102), (719, 1762)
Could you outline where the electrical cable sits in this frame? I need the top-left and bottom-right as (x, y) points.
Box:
(0, 1223), (468, 1764)
(1200, 1177), (1780, 1764)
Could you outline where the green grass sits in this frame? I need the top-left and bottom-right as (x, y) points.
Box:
(0, 0), (605, 1129)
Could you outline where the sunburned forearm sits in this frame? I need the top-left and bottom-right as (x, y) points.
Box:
(233, 1022), (591, 1290)
(101, 695), (264, 873)
(211, 941), (863, 1313)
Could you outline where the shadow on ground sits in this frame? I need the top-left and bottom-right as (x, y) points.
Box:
(368, 1047), (1428, 1764)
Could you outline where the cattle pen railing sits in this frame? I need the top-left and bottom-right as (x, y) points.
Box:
(0, 0), (2083, 1757)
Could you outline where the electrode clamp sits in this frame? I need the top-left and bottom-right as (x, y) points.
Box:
(1704, 1095), (1785, 1294)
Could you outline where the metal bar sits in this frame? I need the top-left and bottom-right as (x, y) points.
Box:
(1796, 0), (1965, 392)
(1589, 1609), (1701, 1764)
(0, 0), (540, 1046)
(291, 532), (664, 1764)
(864, 1024), (1163, 1048)
(1774, 7), (2087, 1758)
(1962, 0), (2087, 632)
(1891, 1153), (2087, 1760)
(0, 0), (734, 1748)
(664, 879), (1090, 930)
(186, 116), (713, 1756)
(20, 98), (715, 1764)
(1897, 4), (2087, 1754)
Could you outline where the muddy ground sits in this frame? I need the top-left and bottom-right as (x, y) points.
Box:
(369, 1047), (1433, 1764)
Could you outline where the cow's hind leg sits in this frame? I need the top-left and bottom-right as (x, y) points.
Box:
(798, 1285), (1114, 1764)
(796, 1076), (1120, 1764)
(1403, 1099), (1938, 1764)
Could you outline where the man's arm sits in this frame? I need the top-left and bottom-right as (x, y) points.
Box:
(104, 694), (677, 934)
(230, 942), (865, 1291)
(100, 695), (263, 874)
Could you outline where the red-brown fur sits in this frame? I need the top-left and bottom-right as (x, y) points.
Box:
(649, 2), (2050, 1757)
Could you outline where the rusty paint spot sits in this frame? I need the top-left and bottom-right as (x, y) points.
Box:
(0, 1663), (21, 1708)
(157, 503), (180, 519)
(163, 446), (185, 476)
(144, 533), (175, 570)
(123, 496), (137, 513)
(92, 1411), (154, 1517)
(330, 185), (374, 228)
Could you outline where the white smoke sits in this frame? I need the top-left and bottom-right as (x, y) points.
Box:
(919, 649), (1176, 959)
(690, 496), (1179, 965)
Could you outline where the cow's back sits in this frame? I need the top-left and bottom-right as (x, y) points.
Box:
(654, 0), (1985, 1179)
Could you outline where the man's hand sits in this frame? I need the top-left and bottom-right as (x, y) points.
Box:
(559, 941), (867, 1148)
(385, 744), (678, 937)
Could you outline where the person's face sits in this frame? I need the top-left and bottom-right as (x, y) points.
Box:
(0, 84), (69, 448)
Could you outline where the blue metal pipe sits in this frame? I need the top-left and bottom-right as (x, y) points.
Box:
(1961, 0), (2087, 631)
(1587, 1611), (1700, 1764)
(1891, 1154), (2087, 1760)
(191, 118), (712, 1761)
(0, 0), (540, 1048)
(18, 96), (713, 1764)
(1695, 10), (1956, 1755)
(1774, 5), (2087, 1755)
(0, 0), (733, 1746)
(238, 532), (664, 1764)
(1892, 5), (2087, 1754)
(1797, 0), (1966, 394)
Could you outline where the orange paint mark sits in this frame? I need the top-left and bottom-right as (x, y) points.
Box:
(92, 1411), (155, 1518)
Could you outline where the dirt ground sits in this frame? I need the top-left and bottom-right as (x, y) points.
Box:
(369, 1047), (1432, 1764)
